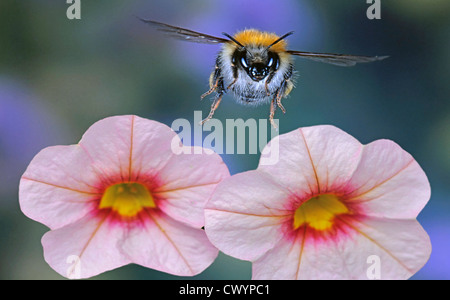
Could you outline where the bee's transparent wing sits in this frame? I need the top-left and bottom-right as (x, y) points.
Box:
(139, 18), (229, 45)
(287, 50), (388, 67)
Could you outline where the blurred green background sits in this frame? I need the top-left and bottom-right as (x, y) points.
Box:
(1, 0), (449, 279)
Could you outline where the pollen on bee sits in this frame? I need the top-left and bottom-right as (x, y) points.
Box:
(233, 29), (288, 52)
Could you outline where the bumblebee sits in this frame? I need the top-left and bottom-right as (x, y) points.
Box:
(140, 19), (388, 128)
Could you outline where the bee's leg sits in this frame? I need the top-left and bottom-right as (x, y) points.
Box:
(201, 92), (224, 125)
(269, 78), (294, 128)
(201, 60), (224, 100)
(201, 81), (218, 100)
(269, 96), (278, 129)
(227, 77), (237, 90)
(277, 78), (294, 113)
(201, 74), (225, 125)
(226, 63), (238, 90)
(201, 71), (220, 100)
(268, 64), (294, 127)
(275, 80), (287, 114)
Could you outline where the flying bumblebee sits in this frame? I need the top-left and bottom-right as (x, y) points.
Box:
(140, 19), (388, 128)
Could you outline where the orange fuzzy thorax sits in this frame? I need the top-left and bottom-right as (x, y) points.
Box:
(233, 29), (288, 52)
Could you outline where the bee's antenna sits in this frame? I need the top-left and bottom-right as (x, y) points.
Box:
(223, 32), (254, 58)
(266, 31), (294, 51)
(222, 32), (244, 48)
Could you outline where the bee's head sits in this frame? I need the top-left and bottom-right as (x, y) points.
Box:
(224, 31), (293, 82)
(235, 48), (279, 82)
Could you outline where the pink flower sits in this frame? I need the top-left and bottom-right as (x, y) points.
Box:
(205, 125), (431, 279)
(19, 115), (229, 278)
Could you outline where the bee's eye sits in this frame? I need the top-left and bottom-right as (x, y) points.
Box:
(267, 53), (280, 70)
(240, 57), (249, 68)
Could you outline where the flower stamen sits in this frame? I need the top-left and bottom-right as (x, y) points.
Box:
(293, 194), (349, 231)
(99, 182), (155, 217)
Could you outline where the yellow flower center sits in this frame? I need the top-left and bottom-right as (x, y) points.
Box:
(99, 182), (156, 217)
(293, 194), (349, 231)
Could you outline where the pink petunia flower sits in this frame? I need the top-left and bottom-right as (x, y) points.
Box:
(19, 115), (229, 278)
(205, 125), (431, 279)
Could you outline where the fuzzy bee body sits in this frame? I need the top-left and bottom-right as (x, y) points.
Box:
(215, 33), (295, 106)
(140, 19), (388, 127)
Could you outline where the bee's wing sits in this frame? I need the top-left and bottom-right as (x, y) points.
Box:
(139, 18), (229, 45)
(287, 50), (388, 67)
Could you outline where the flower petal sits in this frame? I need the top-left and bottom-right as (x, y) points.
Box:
(154, 146), (230, 227)
(120, 210), (218, 276)
(345, 140), (430, 219)
(79, 115), (178, 182)
(351, 217), (431, 279)
(19, 145), (101, 229)
(125, 116), (182, 179)
(252, 218), (431, 279)
(205, 170), (292, 261)
(258, 125), (363, 195)
(42, 213), (130, 279)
